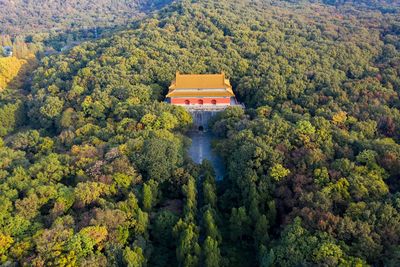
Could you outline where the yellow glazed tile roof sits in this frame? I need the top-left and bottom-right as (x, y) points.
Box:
(167, 72), (235, 97)
(167, 90), (234, 97)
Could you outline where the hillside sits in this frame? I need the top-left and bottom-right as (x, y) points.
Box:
(0, 0), (400, 266)
(0, 0), (172, 35)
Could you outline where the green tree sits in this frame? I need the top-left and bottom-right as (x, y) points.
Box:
(203, 209), (221, 243)
(203, 237), (221, 267)
(269, 163), (290, 182)
(174, 221), (201, 267)
(183, 177), (197, 222)
(123, 246), (146, 267)
(137, 137), (181, 182)
(229, 207), (250, 241)
(153, 210), (178, 246)
(142, 183), (152, 212)
(255, 215), (269, 246)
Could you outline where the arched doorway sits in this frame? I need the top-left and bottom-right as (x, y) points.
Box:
(211, 99), (217, 105)
(184, 99), (190, 105)
(198, 99), (204, 105)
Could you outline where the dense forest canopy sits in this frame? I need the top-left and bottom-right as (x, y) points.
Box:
(321, 0), (400, 11)
(0, 0), (172, 35)
(0, 0), (400, 266)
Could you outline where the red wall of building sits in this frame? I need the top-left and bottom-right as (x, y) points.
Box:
(171, 97), (230, 105)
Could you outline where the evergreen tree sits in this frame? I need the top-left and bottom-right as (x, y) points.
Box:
(203, 208), (221, 243)
(175, 222), (201, 267)
(183, 177), (197, 222)
(142, 183), (152, 212)
(229, 207), (250, 241)
(203, 237), (221, 267)
(254, 215), (269, 247)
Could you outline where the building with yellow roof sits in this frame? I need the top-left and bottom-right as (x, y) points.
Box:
(166, 72), (236, 107)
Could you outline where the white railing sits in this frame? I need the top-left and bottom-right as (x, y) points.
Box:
(183, 103), (244, 111)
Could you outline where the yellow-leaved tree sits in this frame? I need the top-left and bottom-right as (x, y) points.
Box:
(0, 57), (25, 90)
(0, 56), (36, 91)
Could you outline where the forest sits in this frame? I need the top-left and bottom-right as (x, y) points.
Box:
(0, 0), (172, 35)
(0, 0), (400, 266)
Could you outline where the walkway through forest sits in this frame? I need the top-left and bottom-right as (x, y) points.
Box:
(187, 130), (225, 180)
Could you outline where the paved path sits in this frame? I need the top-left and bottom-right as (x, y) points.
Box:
(188, 130), (225, 180)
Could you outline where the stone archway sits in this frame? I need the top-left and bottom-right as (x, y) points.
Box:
(211, 99), (217, 105)
(198, 99), (204, 105)
(185, 99), (190, 105)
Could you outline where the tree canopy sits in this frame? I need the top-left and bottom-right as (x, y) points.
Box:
(0, 0), (400, 266)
